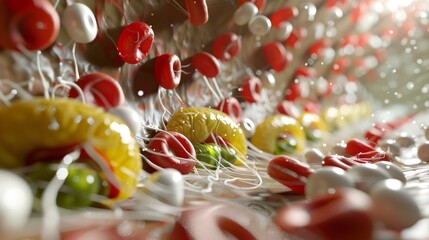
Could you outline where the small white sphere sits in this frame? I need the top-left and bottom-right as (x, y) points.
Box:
(417, 142), (429, 162)
(378, 140), (401, 157)
(233, 2), (258, 26)
(259, 71), (276, 89)
(331, 143), (347, 156)
(370, 179), (421, 230)
(305, 148), (324, 165)
(375, 161), (406, 184)
(241, 118), (255, 138)
(248, 15), (272, 36)
(63, 3), (98, 43)
(347, 164), (391, 192)
(143, 169), (184, 207)
(306, 167), (354, 199)
(395, 135), (416, 148)
(275, 22), (293, 41)
(0, 170), (33, 232)
(109, 106), (141, 135)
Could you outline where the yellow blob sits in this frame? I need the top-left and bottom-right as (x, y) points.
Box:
(251, 114), (306, 154)
(297, 112), (328, 141)
(0, 98), (141, 201)
(166, 107), (247, 163)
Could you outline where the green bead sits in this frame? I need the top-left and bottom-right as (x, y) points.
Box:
(194, 144), (221, 169)
(27, 163), (100, 209)
(305, 128), (323, 142)
(274, 137), (298, 155)
(220, 146), (237, 165)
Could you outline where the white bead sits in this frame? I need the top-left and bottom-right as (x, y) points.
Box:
(0, 170), (33, 232)
(331, 143), (347, 156)
(233, 2), (258, 26)
(143, 169), (184, 207)
(375, 161), (406, 184)
(395, 135), (416, 148)
(305, 148), (324, 165)
(378, 140), (400, 157)
(370, 179), (421, 230)
(248, 15), (272, 36)
(109, 106), (141, 135)
(259, 71), (276, 89)
(417, 141), (429, 162)
(275, 22), (293, 41)
(347, 164), (391, 192)
(63, 3), (98, 43)
(241, 118), (255, 138)
(306, 167), (354, 199)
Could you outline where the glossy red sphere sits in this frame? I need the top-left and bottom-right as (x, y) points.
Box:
(212, 32), (241, 62)
(154, 53), (182, 90)
(117, 22), (154, 64)
(191, 52), (220, 78)
(241, 76), (262, 103)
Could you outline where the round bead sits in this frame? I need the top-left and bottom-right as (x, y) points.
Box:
(191, 52), (220, 78)
(259, 71), (276, 89)
(417, 142), (429, 162)
(117, 22), (154, 64)
(109, 106), (141, 135)
(154, 53), (182, 90)
(375, 161), (406, 184)
(378, 140), (400, 157)
(233, 2), (258, 26)
(240, 118), (255, 138)
(270, 6), (298, 28)
(248, 15), (271, 36)
(306, 167), (354, 199)
(347, 164), (391, 192)
(0, 170), (33, 232)
(212, 32), (241, 61)
(276, 100), (300, 118)
(68, 72), (125, 109)
(63, 3), (98, 43)
(142, 168), (184, 207)
(262, 41), (291, 72)
(305, 148), (324, 165)
(395, 135), (416, 148)
(274, 22), (293, 40)
(241, 76), (262, 103)
(216, 97), (243, 123)
(184, 0), (208, 26)
(370, 179), (421, 230)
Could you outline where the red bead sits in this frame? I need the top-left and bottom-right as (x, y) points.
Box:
(365, 127), (384, 146)
(216, 97), (243, 123)
(308, 38), (331, 57)
(154, 53), (182, 90)
(295, 66), (317, 78)
(285, 82), (301, 101)
(184, 0), (208, 26)
(117, 22), (154, 64)
(322, 155), (357, 170)
(326, 0), (347, 9)
(276, 100), (300, 118)
(68, 72), (125, 110)
(284, 27), (307, 49)
(267, 155), (314, 194)
(303, 101), (321, 114)
(0, 0), (60, 51)
(238, 0), (265, 10)
(241, 76), (262, 103)
(262, 41), (291, 72)
(270, 6), (298, 28)
(212, 32), (241, 62)
(345, 138), (375, 156)
(332, 57), (349, 74)
(191, 52), (220, 78)
(350, 3), (367, 24)
(145, 131), (196, 175)
(275, 188), (374, 240)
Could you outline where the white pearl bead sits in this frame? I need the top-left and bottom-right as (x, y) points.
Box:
(306, 167), (354, 199)
(109, 106), (141, 135)
(395, 135), (415, 148)
(63, 3), (98, 43)
(331, 143), (347, 156)
(370, 179), (421, 230)
(305, 148), (324, 165)
(275, 22), (293, 41)
(248, 15), (272, 36)
(375, 161), (406, 184)
(0, 170), (33, 232)
(233, 2), (258, 26)
(417, 142), (429, 162)
(347, 164), (391, 192)
(378, 140), (401, 157)
(259, 71), (276, 89)
(241, 118), (255, 138)
(143, 169), (184, 207)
